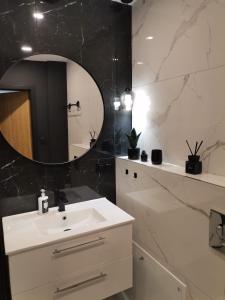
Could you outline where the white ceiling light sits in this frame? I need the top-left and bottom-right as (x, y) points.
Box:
(146, 36), (154, 40)
(21, 45), (33, 53)
(33, 12), (44, 20)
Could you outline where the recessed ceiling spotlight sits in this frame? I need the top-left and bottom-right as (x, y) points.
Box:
(146, 36), (154, 40)
(137, 61), (144, 65)
(33, 12), (44, 20)
(21, 45), (33, 53)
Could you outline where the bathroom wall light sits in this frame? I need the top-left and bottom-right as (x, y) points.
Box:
(113, 97), (121, 111)
(21, 45), (33, 52)
(33, 12), (44, 20)
(121, 88), (134, 111)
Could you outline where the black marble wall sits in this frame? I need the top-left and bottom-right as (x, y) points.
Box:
(0, 1), (132, 299)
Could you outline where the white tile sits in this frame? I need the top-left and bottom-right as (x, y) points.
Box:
(133, 0), (225, 86)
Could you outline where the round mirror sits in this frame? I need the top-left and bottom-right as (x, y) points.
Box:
(0, 54), (104, 164)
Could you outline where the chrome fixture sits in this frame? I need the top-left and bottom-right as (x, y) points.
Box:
(209, 209), (225, 251)
(54, 273), (107, 294)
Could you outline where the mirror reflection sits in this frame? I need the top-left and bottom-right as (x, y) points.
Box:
(0, 54), (104, 164)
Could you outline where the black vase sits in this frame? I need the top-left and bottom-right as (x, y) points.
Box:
(151, 149), (162, 165)
(128, 148), (140, 160)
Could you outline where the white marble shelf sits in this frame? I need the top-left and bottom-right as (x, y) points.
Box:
(118, 156), (225, 189)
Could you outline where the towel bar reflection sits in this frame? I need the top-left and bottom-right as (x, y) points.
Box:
(66, 101), (81, 112)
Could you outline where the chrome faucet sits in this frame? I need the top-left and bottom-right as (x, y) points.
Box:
(54, 190), (68, 212)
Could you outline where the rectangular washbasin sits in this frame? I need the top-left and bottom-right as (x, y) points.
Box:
(34, 208), (106, 235)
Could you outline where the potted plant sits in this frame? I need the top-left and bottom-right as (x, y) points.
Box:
(126, 128), (141, 160)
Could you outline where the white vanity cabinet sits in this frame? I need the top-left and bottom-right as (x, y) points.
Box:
(3, 198), (134, 300)
(9, 224), (132, 300)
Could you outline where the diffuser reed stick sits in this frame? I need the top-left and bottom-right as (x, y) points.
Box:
(186, 140), (203, 156)
(194, 142), (198, 155)
(186, 140), (194, 155)
(196, 140), (203, 154)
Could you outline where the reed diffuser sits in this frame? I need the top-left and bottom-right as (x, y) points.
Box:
(185, 140), (203, 175)
(90, 130), (97, 147)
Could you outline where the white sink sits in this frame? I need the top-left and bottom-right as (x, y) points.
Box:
(2, 198), (134, 255)
(34, 208), (106, 235)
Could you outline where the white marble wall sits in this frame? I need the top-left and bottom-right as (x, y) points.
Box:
(116, 157), (225, 300)
(132, 0), (225, 176)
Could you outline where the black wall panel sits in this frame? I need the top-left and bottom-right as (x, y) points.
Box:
(0, 0), (132, 299)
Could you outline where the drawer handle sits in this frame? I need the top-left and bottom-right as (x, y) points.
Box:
(52, 236), (105, 255)
(54, 272), (107, 294)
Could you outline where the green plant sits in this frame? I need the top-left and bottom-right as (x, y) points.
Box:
(126, 128), (141, 149)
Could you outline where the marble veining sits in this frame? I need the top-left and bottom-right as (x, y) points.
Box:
(0, 158), (19, 170)
(154, 0), (213, 82)
(43, 1), (80, 14)
(148, 174), (209, 219)
(152, 74), (190, 127)
(201, 140), (225, 161)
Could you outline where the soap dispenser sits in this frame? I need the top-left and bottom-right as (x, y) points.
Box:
(38, 189), (49, 214)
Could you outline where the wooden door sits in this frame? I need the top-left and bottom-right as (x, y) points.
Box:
(0, 91), (33, 159)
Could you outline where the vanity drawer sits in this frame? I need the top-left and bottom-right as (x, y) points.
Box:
(9, 224), (132, 294)
(12, 257), (132, 300)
